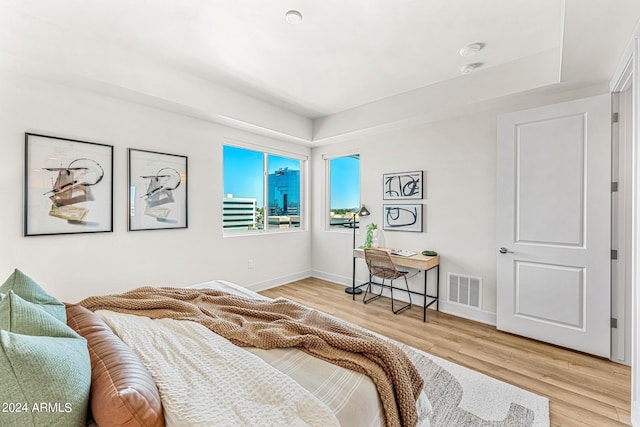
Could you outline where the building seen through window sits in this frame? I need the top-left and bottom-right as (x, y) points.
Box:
(268, 156), (300, 228)
(223, 145), (301, 232)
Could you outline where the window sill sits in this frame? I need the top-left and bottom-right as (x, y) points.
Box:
(223, 228), (305, 238)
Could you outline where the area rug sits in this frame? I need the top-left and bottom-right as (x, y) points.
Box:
(326, 308), (550, 426)
(395, 342), (550, 427)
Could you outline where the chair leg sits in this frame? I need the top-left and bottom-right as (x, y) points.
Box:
(391, 276), (412, 314)
(363, 275), (383, 304)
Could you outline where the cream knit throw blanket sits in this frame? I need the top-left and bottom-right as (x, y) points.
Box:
(80, 287), (424, 427)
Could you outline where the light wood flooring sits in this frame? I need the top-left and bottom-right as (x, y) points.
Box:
(260, 277), (631, 427)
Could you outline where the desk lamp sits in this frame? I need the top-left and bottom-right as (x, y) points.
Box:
(345, 205), (370, 295)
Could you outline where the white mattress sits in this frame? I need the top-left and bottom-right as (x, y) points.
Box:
(186, 280), (270, 300)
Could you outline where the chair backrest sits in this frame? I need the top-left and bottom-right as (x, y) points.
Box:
(364, 248), (401, 280)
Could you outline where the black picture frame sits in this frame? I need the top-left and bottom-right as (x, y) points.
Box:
(128, 148), (188, 231)
(24, 133), (114, 236)
(382, 203), (423, 232)
(382, 170), (424, 200)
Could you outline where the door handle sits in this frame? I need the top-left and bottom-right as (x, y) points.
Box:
(499, 247), (512, 254)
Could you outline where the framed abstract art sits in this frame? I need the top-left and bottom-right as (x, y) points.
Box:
(382, 171), (423, 200)
(128, 148), (188, 231)
(382, 203), (423, 232)
(24, 133), (113, 236)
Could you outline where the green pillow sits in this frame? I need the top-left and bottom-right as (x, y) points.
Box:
(0, 283), (91, 426)
(0, 292), (79, 338)
(0, 269), (65, 322)
(0, 331), (91, 427)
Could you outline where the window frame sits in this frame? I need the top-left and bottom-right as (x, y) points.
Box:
(323, 151), (361, 232)
(222, 140), (307, 237)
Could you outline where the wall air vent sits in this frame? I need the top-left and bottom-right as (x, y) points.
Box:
(448, 273), (482, 309)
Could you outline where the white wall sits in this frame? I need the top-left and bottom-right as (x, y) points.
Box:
(0, 69), (311, 303)
(310, 84), (609, 324)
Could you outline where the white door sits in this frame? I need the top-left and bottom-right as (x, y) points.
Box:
(496, 94), (611, 358)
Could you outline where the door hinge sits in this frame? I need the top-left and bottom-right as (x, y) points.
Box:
(612, 112), (619, 123)
(611, 249), (618, 260)
(612, 182), (619, 192)
(611, 317), (618, 328)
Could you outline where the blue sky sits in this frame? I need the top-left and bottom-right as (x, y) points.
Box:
(223, 146), (301, 206)
(223, 146), (359, 209)
(330, 155), (360, 210)
(223, 146), (264, 204)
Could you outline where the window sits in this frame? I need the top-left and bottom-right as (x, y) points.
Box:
(223, 145), (303, 233)
(327, 154), (360, 229)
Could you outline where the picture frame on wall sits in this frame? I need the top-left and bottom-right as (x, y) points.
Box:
(383, 203), (423, 232)
(24, 133), (114, 236)
(128, 148), (188, 231)
(382, 170), (423, 200)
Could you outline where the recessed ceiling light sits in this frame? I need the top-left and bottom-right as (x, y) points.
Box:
(285, 10), (303, 24)
(460, 62), (483, 74)
(459, 43), (485, 57)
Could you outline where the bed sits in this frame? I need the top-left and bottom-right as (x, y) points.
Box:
(0, 270), (432, 427)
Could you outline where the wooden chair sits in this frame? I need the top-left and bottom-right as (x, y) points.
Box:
(362, 248), (412, 314)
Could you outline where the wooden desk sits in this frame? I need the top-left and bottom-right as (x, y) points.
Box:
(351, 248), (440, 322)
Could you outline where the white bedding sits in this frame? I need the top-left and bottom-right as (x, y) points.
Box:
(97, 310), (340, 427)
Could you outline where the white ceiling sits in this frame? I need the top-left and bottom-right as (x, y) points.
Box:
(3, 0), (640, 122)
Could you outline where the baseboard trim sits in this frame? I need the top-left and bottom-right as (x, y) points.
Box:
(247, 270), (313, 293)
(311, 270), (352, 287)
(439, 301), (497, 326)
